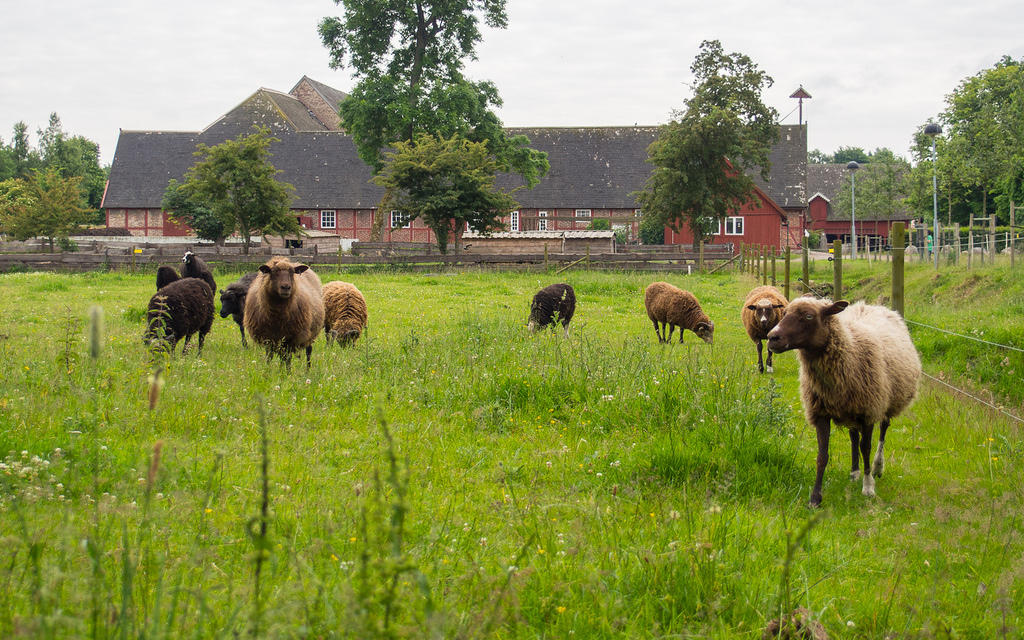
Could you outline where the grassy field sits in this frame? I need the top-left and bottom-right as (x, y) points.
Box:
(0, 260), (1021, 638)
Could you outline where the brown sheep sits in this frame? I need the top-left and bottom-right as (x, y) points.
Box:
(767, 298), (921, 507)
(243, 257), (325, 369)
(144, 278), (214, 356)
(322, 280), (368, 346)
(741, 285), (788, 373)
(644, 281), (714, 344)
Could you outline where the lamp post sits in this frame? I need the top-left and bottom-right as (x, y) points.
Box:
(847, 161), (860, 259)
(924, 123), (942, 269)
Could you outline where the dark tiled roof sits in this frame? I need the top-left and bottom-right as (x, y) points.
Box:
(807, 163), (847, 203)
(500, 127), (659, 208)
(751, 124), (806, 210)
(202, 89), (329, 139)
(103, 132), (203, 208)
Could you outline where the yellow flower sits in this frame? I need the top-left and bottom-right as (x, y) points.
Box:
(331, 554), (338, 561)
(204, 508), (213, 514)
(556, 606), (566, 614)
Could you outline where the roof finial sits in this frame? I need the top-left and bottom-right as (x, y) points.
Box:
(789, 86), (812, 125)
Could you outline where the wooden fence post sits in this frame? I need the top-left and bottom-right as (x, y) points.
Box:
(832, 239), (842, 300)
(761, 247), (768, 285)
(892, 222), (905, 316)
(784, 246), (791, 300)
(802, 235), (810, 293)
(771, 249), (777, 286)
(699, 240), (705, 273)
(1012, 201), (1016, 269)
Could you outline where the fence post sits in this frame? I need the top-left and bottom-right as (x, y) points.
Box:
(699, 240), (705, 273)
(586, 244), (590, 271)
(802, 235), (810, 293)
(784, 246), (791, 300)
(771, 249), (777, 286)
(892, 222), (905, 316)
(1012, 201), (1016, 269)
(832, 239), (842, 300)
(544, 243), (549, 269)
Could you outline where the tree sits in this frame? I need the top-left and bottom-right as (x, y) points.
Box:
(319, 0), (548, 187)
(177, 128), (300, 254)
(832, 154), (911, 220)
(372, 134), (519, 254)
(0, 168), (93, 251)
(634, 40), (778, 247)
(162, 179), (226, 243)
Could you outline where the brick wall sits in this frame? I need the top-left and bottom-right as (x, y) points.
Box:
(290, 80), (342, 131)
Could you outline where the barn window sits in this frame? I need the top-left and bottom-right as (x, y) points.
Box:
(391, 210), (411, 229)
(538, 211), (548, 231)
(510, 210), (520, 232)
(724, 216), (744, 235)
(575, 209), (591, 218)
(320, 210), (336, 229)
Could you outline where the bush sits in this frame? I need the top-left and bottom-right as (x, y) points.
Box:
(639, 215), (664, 245)
(587, 218), (611, 231)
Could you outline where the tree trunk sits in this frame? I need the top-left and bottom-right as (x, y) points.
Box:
(243, 231), (250, 255)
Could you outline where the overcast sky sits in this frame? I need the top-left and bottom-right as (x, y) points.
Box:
(2, 0), (1022, 167)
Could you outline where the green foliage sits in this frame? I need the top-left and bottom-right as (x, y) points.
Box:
(634, 40), (778, 248)
(832, 155), (912, 220)
(586, 218), (611, 231)
(162, 179), (226, 243)
(372, 134), (519, 253)
(0, 168), (93, 250)
(178, 127), (300, 253)
(638, 212), (665, 244)
(318, 0), (548, 187)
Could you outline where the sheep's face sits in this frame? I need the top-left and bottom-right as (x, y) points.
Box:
(219, 288), (243, 318)
(694, 321), (714, 344)
(259, 262), (309, 300)
(767, 300), (848, 353)
(747, 299), (786, 334)
(181, 251), (194, 265)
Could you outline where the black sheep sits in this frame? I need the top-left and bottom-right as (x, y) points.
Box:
(528, 283), (576, 336)
(145, 278), (215, 355)
(181, 250), (216, 299)
(156, 265), (180, 290)
(219, 272), (257, 346)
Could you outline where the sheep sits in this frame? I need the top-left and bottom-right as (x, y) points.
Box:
(527, 283), (576, 336)
(181, 250), (216, 299)
(322, 280), (368, 346)
(767, 298), (921, 507)
(156, 265), (180, 290)
(219, 272), (257, 346)
(644, 281), (714, 344)
(144, 277), (214, 356)
(243, 256), (324, 369)
(741, 285), (788, 373)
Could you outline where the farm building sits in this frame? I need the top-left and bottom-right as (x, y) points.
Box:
(806, 164), (913, 248)
(101, 76), (810, 251)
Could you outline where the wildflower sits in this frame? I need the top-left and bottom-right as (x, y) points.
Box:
(350, 536), (357, 543)
(668, 510), (681, 520)
(331, 554), (339, 562)
(205, 508), (213, 514)
(556, 606), (566, 614)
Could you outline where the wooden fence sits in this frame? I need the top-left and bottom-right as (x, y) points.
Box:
(0, 244), (737, 273)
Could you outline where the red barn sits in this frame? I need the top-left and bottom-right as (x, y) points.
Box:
(806, 164), (911, 247)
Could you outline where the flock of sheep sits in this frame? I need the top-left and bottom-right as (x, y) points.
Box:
(145, 253), (921, 507)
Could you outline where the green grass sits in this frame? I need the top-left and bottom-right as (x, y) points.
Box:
(0, 264), (1021, 638)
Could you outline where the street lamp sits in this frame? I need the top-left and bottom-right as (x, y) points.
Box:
(924, 123), (942, 269)
(847, 161), (860, 259)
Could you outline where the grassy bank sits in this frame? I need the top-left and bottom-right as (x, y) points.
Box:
(0, 266), (1020, 638)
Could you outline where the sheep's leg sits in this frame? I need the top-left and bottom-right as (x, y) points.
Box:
(765, 347), (774, 373)
(872, 418), (889, 478)
(849, 428), (861, 480)
(197, 331), (206, 357)
(562, 322), (570, 338)
(810, 416), (831, 508)
(305, 345), (313, 370)
(238, 324), (246, 347)
(182, 333), (192, 354)
(756, 341), (765, 373)
(860, 423), (876, 497)
(651, 319), (662, 342)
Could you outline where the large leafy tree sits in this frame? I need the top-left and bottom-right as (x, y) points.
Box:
(176, 128), (300, 254)
(831, 149), (911, 220)
(162, 179), (226, 243)
(372, 134), (519, 254)
(0, 168), (93, 251)
(318, 0), (548, 187)
(635, 40), (778, 247)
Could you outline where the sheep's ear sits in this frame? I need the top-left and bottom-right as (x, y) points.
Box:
(746, 304), (757, 311)
(259, 265), (272, 274)
(219, 289), (224, 294)
(772, 303), (786, 309)
(294, 264), (309, 274)
(823, 300), (849, 316)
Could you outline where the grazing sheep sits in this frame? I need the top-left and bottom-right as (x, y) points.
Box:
(644, 281), (714, 344)
(322, 280), (368, 346)
(156, 265), (180, 290)
(181, 250), (216, 298)
(219, 272), (257, 346)
(742, 285), (788, 373)
(528, 283), (576, 336)
(244, 256), (325, 369)
(144, 278), (214, 355)
(767, 298), (921, 507)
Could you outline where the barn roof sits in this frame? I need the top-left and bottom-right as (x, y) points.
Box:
(291, 76), (349, 113)
(807, 163), (848, 204)
(103, 78), (807, 214)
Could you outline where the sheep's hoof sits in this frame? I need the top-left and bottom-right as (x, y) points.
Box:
(808, 493), (823, 508)
(861, 474), (876, 497)
(766, 365), (774, 373)
(849, 469), (861, 481)
(871, 459), (884, 478)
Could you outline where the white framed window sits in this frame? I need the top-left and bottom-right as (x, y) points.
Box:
(390, 210), (411, 229)
(724, 216), (744, 236)
(320, 210), (336, 229)
(634, 209), (643, 218)
(575, 209), (591, 218)
(509, 210), (520, 232)
(538, 211), (548, 231)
